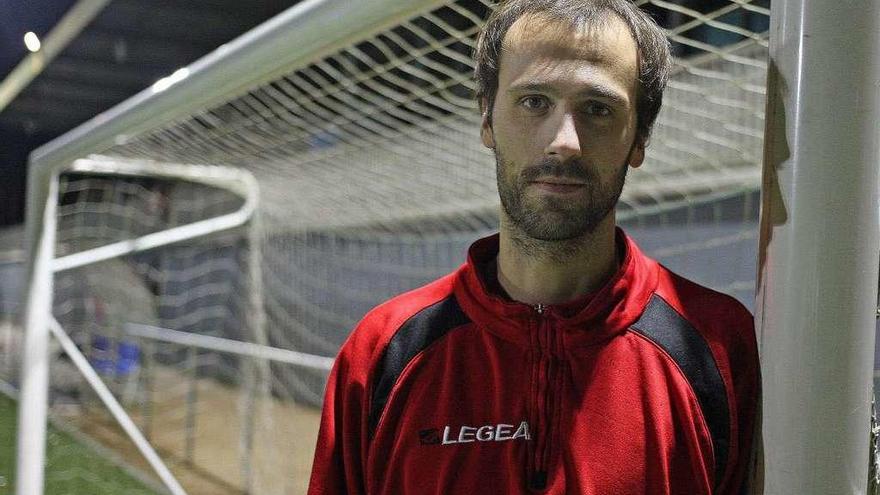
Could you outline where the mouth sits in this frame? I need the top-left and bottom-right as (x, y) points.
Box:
(529, 179), (586, 194)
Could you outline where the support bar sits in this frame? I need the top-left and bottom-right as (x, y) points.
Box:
(28, 0), (450, 176)
(17, 158), (258, 495)
(125, 323), (334, 371)
(48, 318), (187, 495)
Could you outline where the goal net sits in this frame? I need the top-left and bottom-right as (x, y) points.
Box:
(102, 0), (768, 405)
(8, 0), (771, 494)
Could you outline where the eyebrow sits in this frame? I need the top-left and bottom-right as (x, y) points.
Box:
(507, 82), (629, 107)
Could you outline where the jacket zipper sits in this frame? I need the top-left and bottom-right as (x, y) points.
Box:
(530, 303), (551, 490)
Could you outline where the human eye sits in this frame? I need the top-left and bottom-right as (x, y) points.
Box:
(583, 101), (612, 117)
(518, 95), (550, 112)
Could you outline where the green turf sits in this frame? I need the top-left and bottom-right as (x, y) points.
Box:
(0, 394), (160, 495)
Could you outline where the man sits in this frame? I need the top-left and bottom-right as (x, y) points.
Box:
(308, 0), (759, 493)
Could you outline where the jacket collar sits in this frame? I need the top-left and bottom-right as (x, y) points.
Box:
(453, 228), (659, 348)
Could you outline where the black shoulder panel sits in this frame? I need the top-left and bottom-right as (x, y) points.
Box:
(630, 294), (730, 487)
(369, 295), (471, 435)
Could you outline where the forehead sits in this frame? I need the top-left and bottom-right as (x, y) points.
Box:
(499, 13), (639, 93)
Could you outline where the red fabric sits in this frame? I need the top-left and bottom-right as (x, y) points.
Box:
(308, 230), (759, 494)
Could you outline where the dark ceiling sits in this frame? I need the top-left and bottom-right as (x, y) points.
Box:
(0, 0), (297, 226)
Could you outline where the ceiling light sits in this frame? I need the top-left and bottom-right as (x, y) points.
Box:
(24, 32), (41, 52)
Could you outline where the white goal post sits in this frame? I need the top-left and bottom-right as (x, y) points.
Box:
(18, 157), (261, 495)
(756, 0), (880, 492)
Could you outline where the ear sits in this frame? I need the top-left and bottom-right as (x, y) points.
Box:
(628, 138), (645, 169)
(479, 97), (496, 149)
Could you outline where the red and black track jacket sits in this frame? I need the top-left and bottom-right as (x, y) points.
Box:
(308, 230), (759, 494)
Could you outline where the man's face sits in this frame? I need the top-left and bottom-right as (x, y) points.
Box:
(481, 14), (644, 241)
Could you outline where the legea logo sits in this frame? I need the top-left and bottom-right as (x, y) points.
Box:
(418, 421), (531, 446)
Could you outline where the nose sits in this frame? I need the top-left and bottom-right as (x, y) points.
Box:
(544, 111), (581, 162)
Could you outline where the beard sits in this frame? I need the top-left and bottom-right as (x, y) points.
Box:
(495, 148), (628, 242)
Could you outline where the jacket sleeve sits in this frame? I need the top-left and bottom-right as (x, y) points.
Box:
(307, 334), (374, 495)
(719, 308), (761, 495)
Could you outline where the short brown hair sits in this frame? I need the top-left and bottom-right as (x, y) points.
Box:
(474, 0), (672, 145)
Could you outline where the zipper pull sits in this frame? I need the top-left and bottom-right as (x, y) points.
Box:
(529, 471), (548, 490)
(534, 303), (545, 315)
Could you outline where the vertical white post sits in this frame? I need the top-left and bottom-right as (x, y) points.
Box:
(241, 208), (267, 493)
(16, 169), (59, 495)
(757, 0), (880, 493)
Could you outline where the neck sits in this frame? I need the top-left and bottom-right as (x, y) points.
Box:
(496, 213), (619, 305)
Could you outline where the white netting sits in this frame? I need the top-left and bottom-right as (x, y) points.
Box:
(5, 1), (771, 493)
(98, 0), (769, 408)
(53, 170), (268, 493)
(2, 165), (310, 493)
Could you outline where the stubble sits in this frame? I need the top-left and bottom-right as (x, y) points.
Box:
(495, 148), (628, 261)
